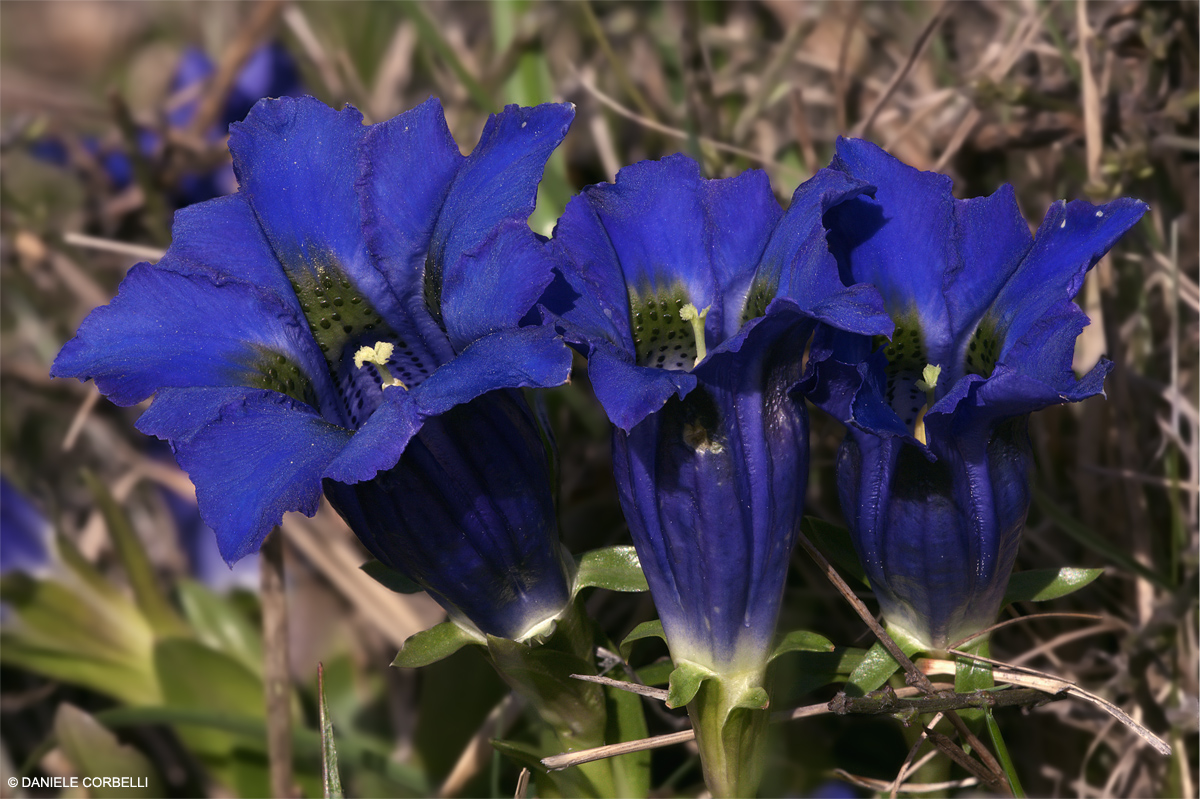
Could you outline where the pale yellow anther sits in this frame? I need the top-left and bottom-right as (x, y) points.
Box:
(679, 303), (711, 367)
(353, 342), (406, 389)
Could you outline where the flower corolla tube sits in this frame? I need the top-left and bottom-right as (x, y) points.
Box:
(805, 138), (1148, 651)
(53, 96), (577, 641)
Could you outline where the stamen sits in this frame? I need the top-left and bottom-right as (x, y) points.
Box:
(353, 342), (406, 389)
(912, 364), (940, 445)
(679, 303), (710, 367)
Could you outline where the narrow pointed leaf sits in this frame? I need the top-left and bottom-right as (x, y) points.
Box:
(318, 664), (344, 799)
(1002, 566), (1105, 605)
(391, 621), (484, 669)
(83, 470), (189, 637)
(986, 711), (1026, 797)
(619, 619), (666, 661)
(574, 545), (649, 593)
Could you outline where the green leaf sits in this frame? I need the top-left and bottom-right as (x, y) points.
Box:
(1003, 567), (1105, 605)
(574, 546), (649, 593)
(666, 660), (715, 709)
(619, 619), (666, 661)
(1033, 486), (1169, 589)
(485, 634), (606, 734)
(986, 711), (1026, 797)
(801, 516), (868, 587)
(0, 572), (160, 705)
(359, 560), (423, 594)
(391, 621), (484, 669)
(176, 579), (263, 676)
(489, 738), (547, 772)
(83, 470), (188, 637)
(154, 638), (265, 757)
(634, 658), (674, 687)
(603, 667), (651, 799)
(318, 665), (344, 799)
(769, 629), (836, 662)
(954, 639), (994, 731)
(90, 706), (429, 795)
(54, 703), (163, 797)
(845, 640), (912, 697)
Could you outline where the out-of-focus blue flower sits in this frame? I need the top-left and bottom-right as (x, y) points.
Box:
(53, 96), (577, 640)
(0, 477), (52, 578)
(806, 138), (1148, 650)
(550, 153), (892, 675)
(29, 42), (303, 206)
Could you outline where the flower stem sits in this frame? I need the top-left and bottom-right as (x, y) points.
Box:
(687, 669), (770, 798)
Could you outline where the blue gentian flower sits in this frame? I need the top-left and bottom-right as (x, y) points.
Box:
(0, 477), (51, 578)
(30, 42), (304, 206)
(52, 96), (577, 641)
(806, 138), (1148, 651)
(549, 154), (891, 796)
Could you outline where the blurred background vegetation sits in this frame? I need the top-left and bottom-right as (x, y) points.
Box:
(1, 1), (1196, 796)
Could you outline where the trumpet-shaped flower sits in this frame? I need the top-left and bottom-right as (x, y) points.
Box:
(53, 96), (576, 640)
(806, 138), (1148, 651)
(549, 154), (891, 796)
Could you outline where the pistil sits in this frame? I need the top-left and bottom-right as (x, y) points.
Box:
(353, 341), (407, 389)
(679, 303), (710, 368)
(912, 363), (941, 445)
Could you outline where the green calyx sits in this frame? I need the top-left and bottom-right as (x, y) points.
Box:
(678, 665), (772, 799)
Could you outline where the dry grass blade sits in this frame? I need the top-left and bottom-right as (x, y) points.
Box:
(569, 673), (669, 701)
(573, 68), (804, 177)
(189, 0), (286, 137)
(438, 694), (523, 798)
(834, 768), (980, 794)
(853, 2), (951, 138)
(62, 232), (166, 263)
(931, 653), (1172, 756)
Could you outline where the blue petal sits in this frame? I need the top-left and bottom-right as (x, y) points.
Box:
(324, 391), (571, 639)
(756, 167), (874, 311)
(170, 391), (353, 563)
(942, 184), (1033, 341)
(613, 316), (811, 670)
(51, 263), (331, 411)
(231, 97), (415, 343)
(826, 138), (955, 351)
(431, 103), (575, 277)
(324, 326), (572, 484)
(571, 154), (717, 309)
(838, 424), (1031, 649)
(160, 195), (300, 312)
(700, 169), (781, 338)
(988, 197), (1148, 349)
(231, 97), (368, 274)
(551, 194), (632, 349)
(441, 220), (557, 352)
(137, 386), (266, 441)
(358, 96), (464, 356)
(588, 343), (697, 433)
